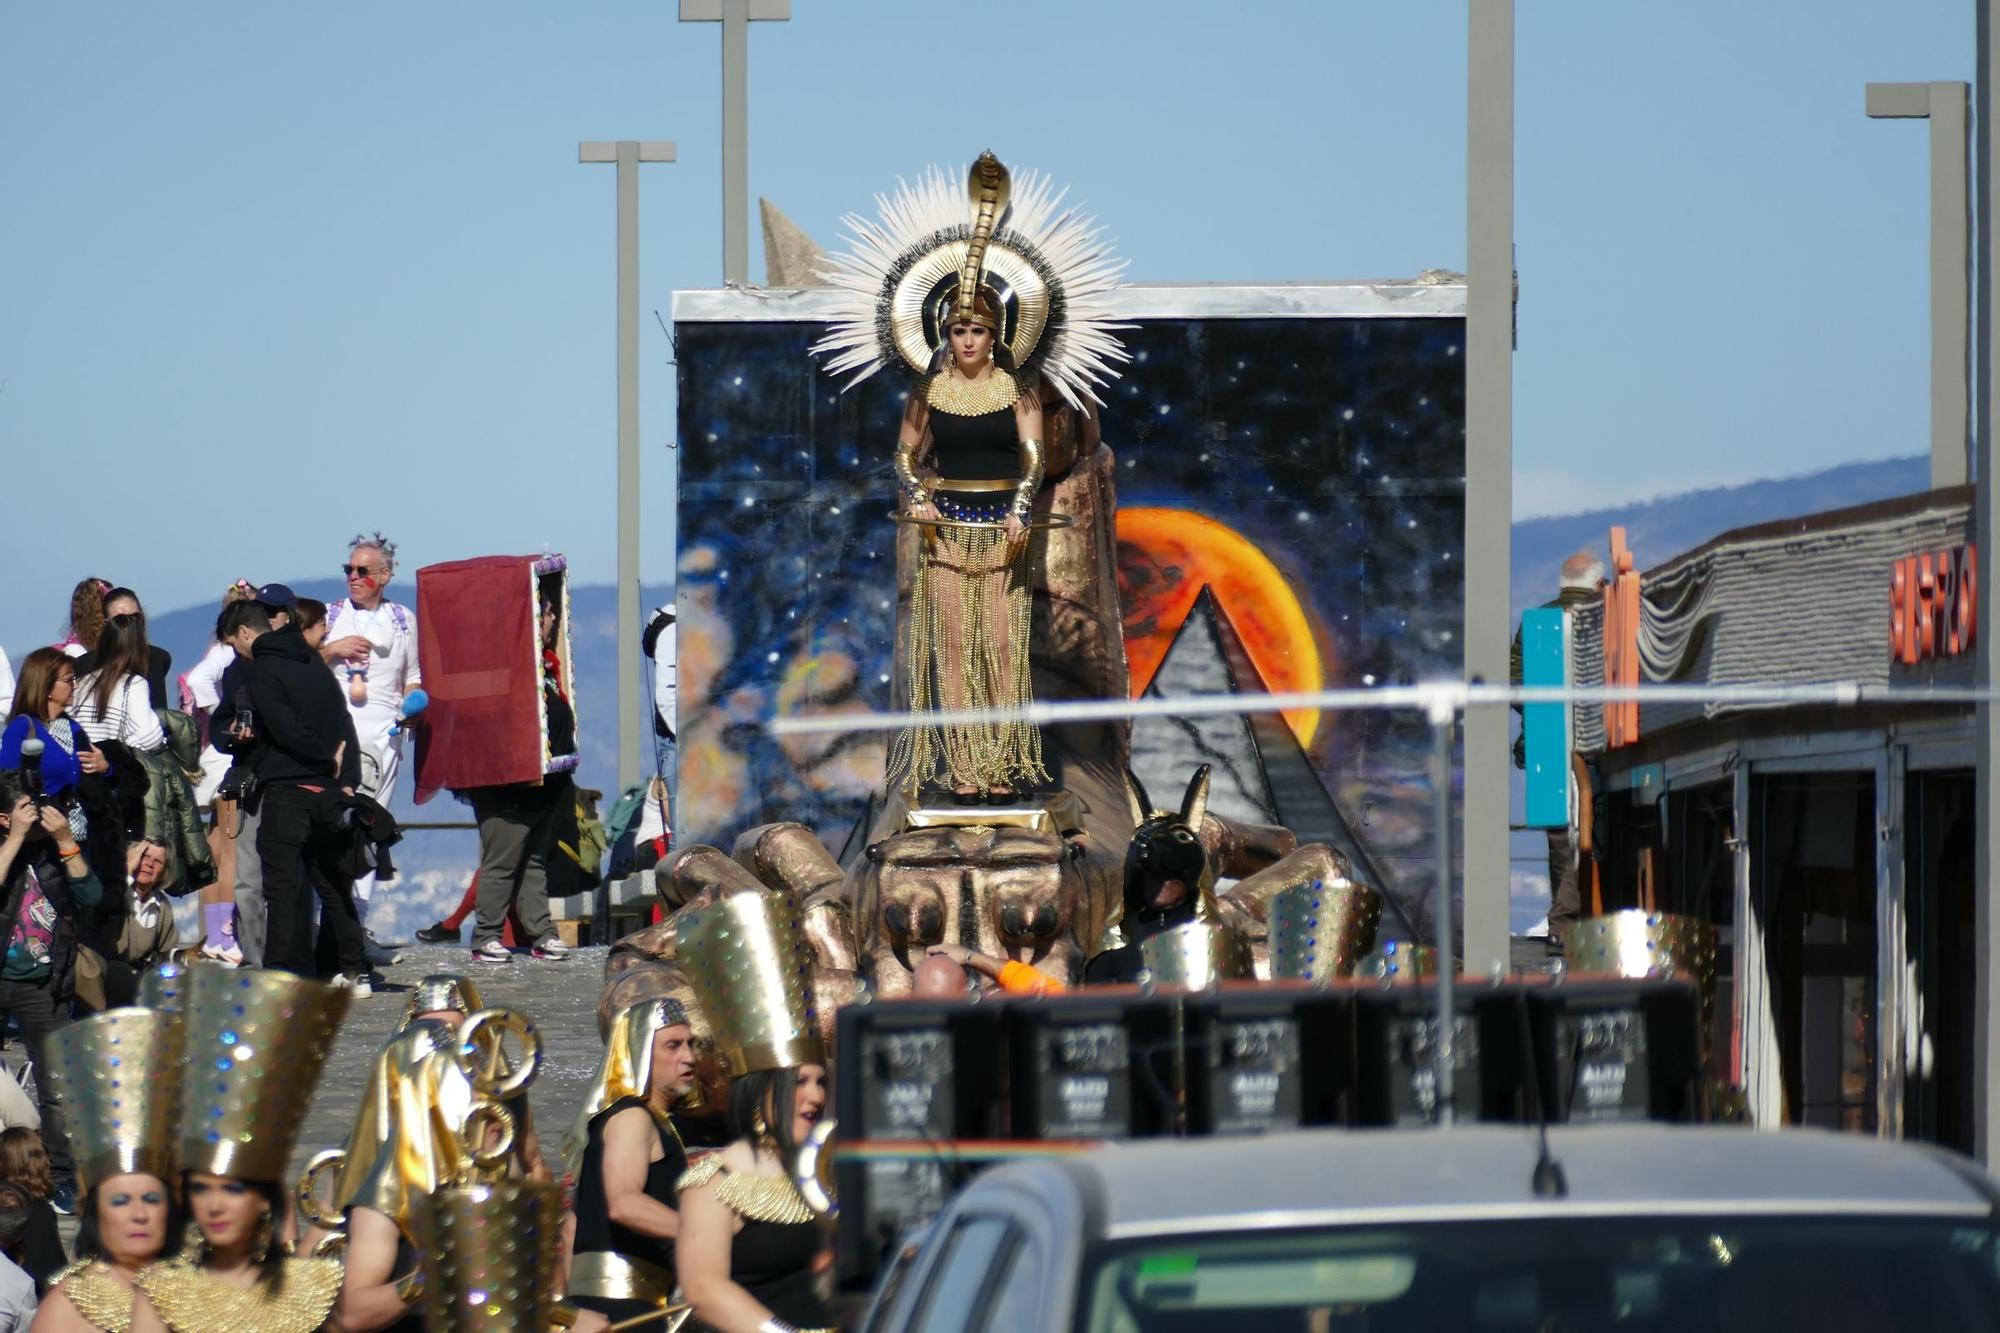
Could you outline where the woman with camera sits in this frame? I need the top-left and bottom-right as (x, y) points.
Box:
(1, 651), (110, 816)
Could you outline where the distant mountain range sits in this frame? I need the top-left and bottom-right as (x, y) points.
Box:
(1511, 455), (1929, 617)
(122, 455), (1930, 937)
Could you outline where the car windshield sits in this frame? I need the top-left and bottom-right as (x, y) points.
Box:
(1077, 1214), (2000, 1332)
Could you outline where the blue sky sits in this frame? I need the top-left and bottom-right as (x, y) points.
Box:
(0, 0), (1972, 653)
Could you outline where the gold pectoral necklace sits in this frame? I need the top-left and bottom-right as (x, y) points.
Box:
(925, 368), (1022, 417)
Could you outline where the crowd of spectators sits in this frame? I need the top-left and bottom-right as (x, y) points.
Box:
(0, 531), (582, 1218)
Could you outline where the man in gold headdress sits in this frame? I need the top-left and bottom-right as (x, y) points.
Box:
(564, 996), (698, 1323)
(332, 1015), (465, 1333)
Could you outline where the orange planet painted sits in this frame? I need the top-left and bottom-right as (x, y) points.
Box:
(1117, 507), (1325, 746)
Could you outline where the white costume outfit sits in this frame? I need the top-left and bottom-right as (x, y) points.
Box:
(324, 597), (420, 911)
(186, 639), (236, 805)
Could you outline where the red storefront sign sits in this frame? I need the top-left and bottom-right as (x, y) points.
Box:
(1891, 544), (1978, 665)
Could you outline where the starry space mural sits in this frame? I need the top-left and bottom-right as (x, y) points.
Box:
(674, 308), (1465, 910)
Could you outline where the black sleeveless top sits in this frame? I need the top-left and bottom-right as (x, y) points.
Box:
(574, 1095), (688, 1273)
(930, 406), (1018, 481)
(692, 1161), (833, 1330)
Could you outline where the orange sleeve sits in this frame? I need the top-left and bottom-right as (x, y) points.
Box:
(998, 960), (1065, 995)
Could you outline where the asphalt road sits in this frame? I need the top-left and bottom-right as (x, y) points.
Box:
(291, 942), (611, 1184)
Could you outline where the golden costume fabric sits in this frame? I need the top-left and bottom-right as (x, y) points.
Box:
(50, 1259), (136, 1332)
(135, 1256), (343, 1333)
(891, 516), (1044, 796)
(176, 965), (348, 1182)
(677, 893), (822, 1076)
(46, 1007), (181, 1193)
(676, 1156), (818, 1225)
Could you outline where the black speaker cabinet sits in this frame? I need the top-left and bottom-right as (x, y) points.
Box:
(1353, 983), (1525, 1126)
(1526, 977), (1703, 1123)
(1183, 985), (1357, 1134)
(1006, 989), (1177, 1140)
(832, 1000), (1006, 1290)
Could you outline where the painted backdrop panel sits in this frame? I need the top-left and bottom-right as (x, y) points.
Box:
(674, 311), (1464, 917)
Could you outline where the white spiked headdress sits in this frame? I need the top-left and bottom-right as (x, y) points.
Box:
(811, 153), (1129, 409)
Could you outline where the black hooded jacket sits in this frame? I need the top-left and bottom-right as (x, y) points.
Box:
(248, 626), (349, 788)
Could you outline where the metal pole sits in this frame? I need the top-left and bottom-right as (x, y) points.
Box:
(1431, 697), (1458, 1127)
(1867, 81), (1972, 488)
(581, 140), (677, 797)
(681, 0), (788, 285)
(616, 141), (643, 796)
(1975, 0), (1999, 1166)
(1933, 81), (1973, 488)
(1463, 0), (1514, 978)
(721, 0), (749, 285)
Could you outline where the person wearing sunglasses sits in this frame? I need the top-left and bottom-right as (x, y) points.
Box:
(319, 533), (421, 968)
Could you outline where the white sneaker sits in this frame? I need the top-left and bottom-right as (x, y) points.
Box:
(349, 974), (374, 998)
(363, 931), (403, 967)
(470, 940), (512, 965)
(200, 942), (242, 968)
(531, 936), (570, 961)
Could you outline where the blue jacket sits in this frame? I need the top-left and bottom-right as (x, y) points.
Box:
(0, 716), (103, 799)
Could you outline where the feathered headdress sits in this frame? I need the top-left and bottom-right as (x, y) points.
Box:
(811, 152), (1129, 409)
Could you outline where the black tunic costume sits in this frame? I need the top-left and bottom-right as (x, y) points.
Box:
(571, 1094), (689, 1322)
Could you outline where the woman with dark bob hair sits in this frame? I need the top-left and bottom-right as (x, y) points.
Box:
(33, 1008), (185, 1332)
(675, 895), (834, 1333)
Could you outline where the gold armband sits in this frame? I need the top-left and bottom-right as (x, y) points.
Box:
(895, 439), (931, 508)
(1012, 438), (1044, 518)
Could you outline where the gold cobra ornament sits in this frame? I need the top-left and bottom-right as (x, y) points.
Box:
(952, 152), (1011, 327)
(793, 1117), (838, 1219)
(295, 1148), (348, 1258)
(456, 1007), (543, 1100)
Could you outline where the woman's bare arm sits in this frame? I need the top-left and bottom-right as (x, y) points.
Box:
(675, 1178), (773, 1333)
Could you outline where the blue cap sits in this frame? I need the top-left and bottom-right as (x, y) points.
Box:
(254, 583), (297, 608)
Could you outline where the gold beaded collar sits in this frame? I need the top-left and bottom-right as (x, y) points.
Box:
(677, 1156), (819, 1225)
(135, 1256), (343, 1333)
(924, 368), (1022, 418)
(53, 1260), (136, 1333)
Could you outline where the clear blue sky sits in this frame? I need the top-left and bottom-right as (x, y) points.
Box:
(0, 0), (1971, 654)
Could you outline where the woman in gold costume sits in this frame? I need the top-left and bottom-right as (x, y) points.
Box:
(31, 1009), (184, 1333)
(129, 966), (349, 1333)
(675, 893), (835, 1333)
(815, 151), (1127, 803)
(893, 293), (1045, 803)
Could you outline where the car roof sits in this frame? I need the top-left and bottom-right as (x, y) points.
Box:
(971, 1125), (1997, 1241)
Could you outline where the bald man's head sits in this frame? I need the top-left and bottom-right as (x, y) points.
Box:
(911, 954), (973, 998)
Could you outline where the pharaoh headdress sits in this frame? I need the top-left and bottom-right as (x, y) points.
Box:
(812, 151), (1129, 409)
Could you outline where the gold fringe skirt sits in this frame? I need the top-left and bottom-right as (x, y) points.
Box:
(888, 522), (1047, 796)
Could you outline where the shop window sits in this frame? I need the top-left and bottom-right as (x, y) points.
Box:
(1754, 772), (1877, 1133)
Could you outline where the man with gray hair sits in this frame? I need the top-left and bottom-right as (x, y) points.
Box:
(321, 532), (421, 966)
